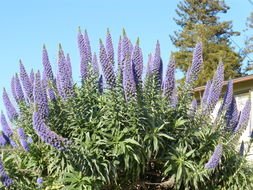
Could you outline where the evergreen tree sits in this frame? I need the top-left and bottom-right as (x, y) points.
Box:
(171, 0), (242, 86)
(244, 12), (253, 73)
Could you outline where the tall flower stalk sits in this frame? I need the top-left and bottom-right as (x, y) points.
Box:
(205, 144), (223, 169)
(185, 42), (203, 89)
(99, 39), (116, 88)
(123, 55), (136, 101)
(132, 38), (143, 87)
(202, 62), (224, 115)
(2, 89), (18, 121)
(19, 60), (33, 101)
(163, 59), (176, 106)
(106, 29), (114, 65)
(152, 41), (163, 87)
(17, 128), (30, 151)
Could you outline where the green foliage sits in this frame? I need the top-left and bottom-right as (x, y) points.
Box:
(1, 71), (253, 190)
(171, 0), (242, 85)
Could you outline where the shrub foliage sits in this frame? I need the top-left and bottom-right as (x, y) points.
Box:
(0, 29), (252, 190)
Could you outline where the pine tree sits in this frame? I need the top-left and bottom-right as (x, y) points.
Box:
(244, 12), (253, 73)
(171, 0), (242, 86)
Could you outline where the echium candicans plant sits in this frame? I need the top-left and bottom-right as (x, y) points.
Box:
(42, 45), (54, 82)
(151, 41), (163, 87)
(2, 88), (18, 121)
(1, 112), (13, 138)
(218, 80), (233, 115)
(185, 42), (203, 90)
(11, 76), (18, 103)
(205, 144), (223, 169)
(233, 99), (251, 133)
(121, 29), (130, 64)
(117, 36), (122, 75)
(225, 97), (238, 131)
(201, 80), (211, 106)
(132, 38), (143, 87)
(17, 128), (30, 151)
(92, 53), (99, 76)
(19, 60), (33, 101)
(78, 27), (89, 80)
(0, 29), (253, 189)
(123, 55), (136, 101)
(33, 72), (49, 119)
(106, 29), (114, 65)
(14, 74), (25, 102)
(163, 59), (176, 106)
(99, 39), (116, 88)
(202, 62), (224, 115)
(57, 45), (73, 99)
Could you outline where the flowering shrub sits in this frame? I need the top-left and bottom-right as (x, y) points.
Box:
(0, 29), (253, 189)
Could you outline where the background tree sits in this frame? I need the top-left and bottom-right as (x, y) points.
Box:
(244, 12), (253, 73)
(171, 0), (242, 86)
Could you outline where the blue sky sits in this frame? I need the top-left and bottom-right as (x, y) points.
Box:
(0, 0), (252, 114)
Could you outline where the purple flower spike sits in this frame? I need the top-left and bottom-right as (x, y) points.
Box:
(80, 54), (89, 80)
(0, 157), (14, 187)
(17, 128), (29, 151)
(146, 54), (153, 78)
(129, 40), (133, 56)
(239, 141), (244, 155)
(66, 54), (73, 81)
(190, 99), (198, 116)
(3, 89), (18, 121)
(122, 30), (130, 63)
(78, 28), (89, 80)
(117, 36), (122, 74)
(14, 74), (25, 101)
(11, 76), (18, 103)
(34, 72), (49, 119)
(99, 40), (116, 88)
(201, 80), (212, 106)
(19, 60), (33, 100)
(185, 42), (203, 88)
(77, 27), (85, 56)
(106, 29), (114, 65)
(42, 45), (54, 82)
(225, 97), (238, 131)
(123, 56), (136, 101)
(1, 112), (13, 137)
(203, 62), (224, 115)
(218, 80), (233, 114)
(98, 75), (103, 93)
(0, 134), (7, 146)
(47, 87), (56, 101)
(205, 144), (223, 169)
(57, 45), (73, 98)
(30, 69), (35, 88)
(37, 177), (43, 185)
(152, 41), (163, 87)
(163, 59), (176, 103)
(233, 99), (251, 133)
(32, 111), (70, 151)
(132, 38), (143, 87)
(84, 30), (92, 63)
(92, 53), (99, 75)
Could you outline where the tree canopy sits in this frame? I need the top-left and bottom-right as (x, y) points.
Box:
(244, 12), (253, 73)
(171, 0), (242, 86)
